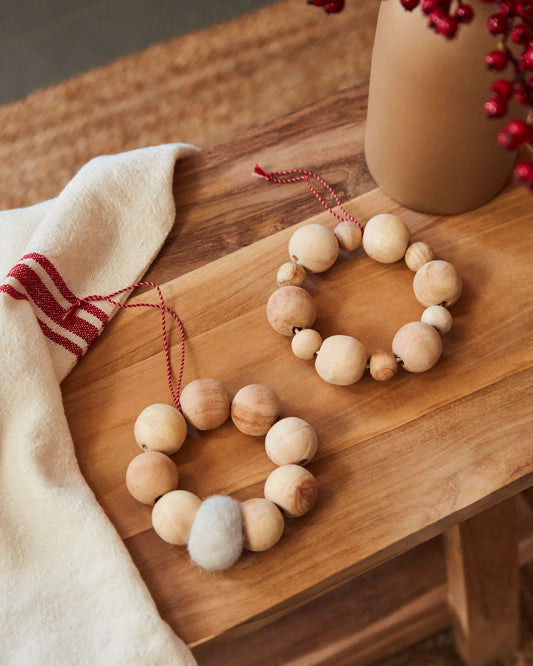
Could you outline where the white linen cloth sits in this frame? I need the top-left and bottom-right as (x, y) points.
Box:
(0, 144), (198, 665)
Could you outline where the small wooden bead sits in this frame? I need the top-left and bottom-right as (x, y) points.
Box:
(369, 350), (398, 381)
(413, 260), (463, 307)
(392, 322), (443, 373)
(421, 305), (453, 334)
(288, 224), (339, 273)
(125, 451), (179, 505)
(362, 213), (410, 263)
(231, 384), (282, 436)
(291, 328), (323, 360)
(266, 286), (317, 337)
(315, 335), (368, 386)
(180, 377), (230, 430)
(265, 417), (318, 466)
(151, 490), (202, 546)
(405, 241), (435, 272)
(276, 262), (306, 287)
(240, 498), (285, 552)
(133, 403), (187, 455)
(264, 464), (319, 518)
(334, 221), (362, 251)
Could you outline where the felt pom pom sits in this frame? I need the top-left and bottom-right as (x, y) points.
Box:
(188, 495), (244, 571)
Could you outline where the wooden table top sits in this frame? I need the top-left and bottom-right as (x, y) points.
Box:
(62, 83), (533, 650)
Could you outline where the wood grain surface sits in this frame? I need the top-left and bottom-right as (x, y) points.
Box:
(62, 83), (533, 650)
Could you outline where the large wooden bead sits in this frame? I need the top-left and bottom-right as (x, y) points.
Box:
(265, 417), (318, 466)
(421, 305), (453, 334)
(404, 241), (435, 272)
(151, 490), (201, 546)
(264, 464), (318, 518)
(180, 378), (230, 430)
(231, 384), (281, 436)
(240, 498), (285, 552)
(291, 328), (322, 360)
(276, 262), (306, 287)
(334, 221), (362, 251)
(134, 403), (187, 455)
(315, 335), (368, 385)
(369, 350), (398, 381)
(413, 260), (463, 307)
(125, 451), (179, 505)
(362, 213), (410, 263)
(392, 322), (442, 373)
(267, 286), (316, 336)
(288, 224), (339, 273)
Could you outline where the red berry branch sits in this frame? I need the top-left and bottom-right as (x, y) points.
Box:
(308, 0), (533, 192)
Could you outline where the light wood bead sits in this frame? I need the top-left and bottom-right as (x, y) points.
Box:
(421, 305), (453, 334)
(362, 213), (410, 263)
(151, 490), (201, 546)
(369, 350), (398, 381)
(265, 417), (318, 466)
(405, 241), (435, 272)
(231, 384), (281, 436)
(276, 262), (306, 287)
(134, 403), (187, 455)
(264, 464), (319, 518)
(413, 260), (463, 307)
(240, 498), (285, 552)
(315, 335), (368, 386)
(291, 328), (322, 360)
(125, 451), (179, 505)
(180, 378), (230, 430)
(392, 322), (443, 373)
(288, 223), (339, 273)
(266, 286), (317, 337)
(334, 221), (362, 251)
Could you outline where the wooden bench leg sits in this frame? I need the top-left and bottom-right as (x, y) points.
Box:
(443, 498), (520, 666)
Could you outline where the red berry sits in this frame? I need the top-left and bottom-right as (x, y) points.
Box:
(497, 119), (532, 148)
(491, 78), (514, 99)
(323, 0), (344, 13)
(515, 80), (533, 104)
(485, 97), (508, 117)
(308, 0), (328, 5)
(485, 49), (510, 70)
(400, 0), (420, 9)
(514, 160), (533, 190)
(421, 0), (438, 13)
(510, 23), (531, 43)
(499, 0), (517, 15)
(516, 1), (533, 18)
(520, 46), (533, 71)
(487, 13), (508, 33)
(455, 3), (475, 22)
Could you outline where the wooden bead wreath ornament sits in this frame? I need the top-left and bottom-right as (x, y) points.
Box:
(254, 165), (463, 383)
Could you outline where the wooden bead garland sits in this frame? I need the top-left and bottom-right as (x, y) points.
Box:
(257, 165), (463, 384)
(126, 379), (319, 571)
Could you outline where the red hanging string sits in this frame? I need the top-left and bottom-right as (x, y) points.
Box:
(253, 164), (363, 234)
(64, 281), (185, 412)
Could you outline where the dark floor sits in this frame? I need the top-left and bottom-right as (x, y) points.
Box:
(0, 0), (275, 105)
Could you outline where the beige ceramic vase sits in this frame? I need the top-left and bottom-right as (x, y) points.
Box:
(365, 1), (523, 215)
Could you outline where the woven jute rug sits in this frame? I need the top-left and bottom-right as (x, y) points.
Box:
(3, 0), (533, 664)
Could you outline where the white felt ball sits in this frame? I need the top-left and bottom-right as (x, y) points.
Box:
(188, 495), (244, 571)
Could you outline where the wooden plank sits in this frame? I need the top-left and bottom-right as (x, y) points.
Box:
(444, 499), (520, 665)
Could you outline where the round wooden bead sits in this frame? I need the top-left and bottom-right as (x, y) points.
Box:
(276, 261), (306, 287)
(187, 496), (244, 571)
(265, 417), (318, 466)
(291, 328), (323, 360)
(315, 335), (368, 386)
(266, 286), (317, 336)
(413, 260), (463, 307)
(264, 464), (319, 518)
(151, 490), (201, 546)
(405, 241), (435, 271)
(421, 305), (453, 334)
(180, 377), (230, 430)
(240, 498), (285, 552)
(231, 384), (282, 436)
(125, 451), (179, 505)
(134, 403), (187, 455)
(288, 224), (339, 273)
(369, 350), (398, 381)
(334, 221), (362, 251)
(362, 213), (410, 263)
(392, 322), (443, 373)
